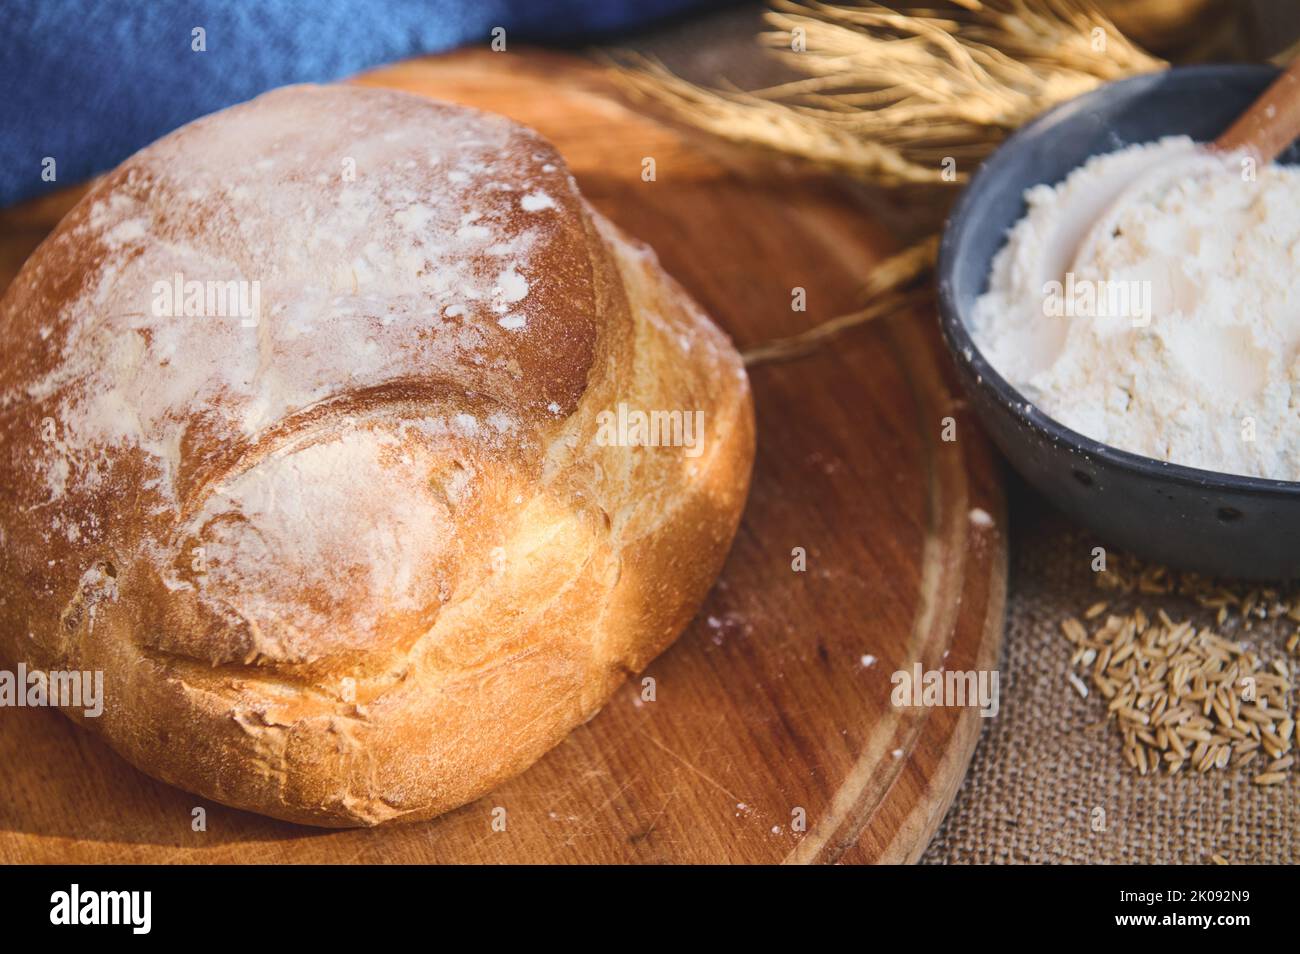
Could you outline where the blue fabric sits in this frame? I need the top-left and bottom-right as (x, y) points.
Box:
(0, 0), (717, 207)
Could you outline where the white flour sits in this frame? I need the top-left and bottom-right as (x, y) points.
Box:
(971, 136), (1300, 480)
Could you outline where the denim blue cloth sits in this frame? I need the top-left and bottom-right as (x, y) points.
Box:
(0, 0), (716, 206)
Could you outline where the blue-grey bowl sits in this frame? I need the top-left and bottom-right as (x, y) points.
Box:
(936, 64), (1300, 580)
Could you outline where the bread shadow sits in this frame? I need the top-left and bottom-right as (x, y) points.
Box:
(0, 704), (343, 858)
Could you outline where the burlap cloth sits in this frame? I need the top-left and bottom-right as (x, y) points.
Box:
(920, 481), (1299, 864)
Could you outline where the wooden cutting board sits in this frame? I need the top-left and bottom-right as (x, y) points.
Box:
(0, 48), (1005, 864)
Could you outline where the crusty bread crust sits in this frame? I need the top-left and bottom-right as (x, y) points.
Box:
(0, 85), (753, 826)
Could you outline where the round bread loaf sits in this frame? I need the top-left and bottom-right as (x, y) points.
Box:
(0, 85), (754, 826)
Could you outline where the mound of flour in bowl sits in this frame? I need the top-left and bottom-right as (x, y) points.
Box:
(971, 136), (1300, 481)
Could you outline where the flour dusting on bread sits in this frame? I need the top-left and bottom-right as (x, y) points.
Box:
(0, 85), (754, 827)
(20, 86), (586, 510)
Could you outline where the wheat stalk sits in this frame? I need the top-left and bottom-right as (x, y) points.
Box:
(741, 236), (937, 365)
(613, 0), (1165, 186)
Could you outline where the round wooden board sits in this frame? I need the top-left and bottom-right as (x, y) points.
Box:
(0, 48), (1005, 864)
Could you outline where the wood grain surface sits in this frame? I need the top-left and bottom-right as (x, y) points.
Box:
(0, 48), (1006, 864)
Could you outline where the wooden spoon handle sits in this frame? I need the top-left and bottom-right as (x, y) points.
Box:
(1214, 58), (1300, 162)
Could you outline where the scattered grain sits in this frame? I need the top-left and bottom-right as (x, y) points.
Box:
(1067, 671), (1089, 699)
(1060, 578), (1296, 784)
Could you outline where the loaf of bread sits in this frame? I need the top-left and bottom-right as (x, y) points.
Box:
(0, 85), (754, 826)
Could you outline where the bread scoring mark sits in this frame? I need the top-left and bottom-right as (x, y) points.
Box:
(171, 377), (499, 522)
(231, 706), (292, 795)
(57, 560), (120, 645)
(23, 84), (597, 515)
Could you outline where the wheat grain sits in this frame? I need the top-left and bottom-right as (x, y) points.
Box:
(1085, 601), (1109, 620)
(1061, 590), (1295, 784)
(1067, 671), (1090, 699)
